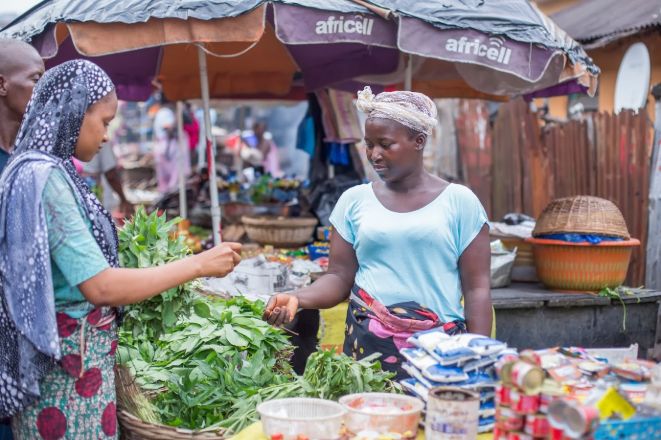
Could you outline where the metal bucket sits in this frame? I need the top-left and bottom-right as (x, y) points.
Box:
(425, 387), (480, 440)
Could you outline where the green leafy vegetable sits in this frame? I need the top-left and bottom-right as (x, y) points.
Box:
(118, 206), (194, 340)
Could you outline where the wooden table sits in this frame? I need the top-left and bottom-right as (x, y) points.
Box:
(492, 283), (661, 359)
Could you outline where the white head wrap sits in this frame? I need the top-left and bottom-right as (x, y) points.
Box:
(356, 86), (438, 136)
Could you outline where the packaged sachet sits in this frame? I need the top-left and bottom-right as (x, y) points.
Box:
(421, 363), (469, 383)
(400, 378), (430, 402)
(401, 362), (438, 389)
(407, 328), (450, 353)
(461, 353), (500, 372)
(453, 333), (507, 356)
(478, 416), (496, 433)
(400, 347), (440, 371)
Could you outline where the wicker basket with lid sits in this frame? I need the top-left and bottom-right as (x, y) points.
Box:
(532, 196), (630, 239)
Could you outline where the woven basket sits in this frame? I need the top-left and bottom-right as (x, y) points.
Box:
(241, 215), (317, 247)
(118, 410), (227, 440)
(533, 196), (630, 239)
(526, 238), (640, 292)
(115, 366), (227, 440)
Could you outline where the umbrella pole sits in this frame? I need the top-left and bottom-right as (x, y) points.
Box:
(197, 46), (222, 245)
(176, 101), (188, 219)
(405, 54), (413, 91)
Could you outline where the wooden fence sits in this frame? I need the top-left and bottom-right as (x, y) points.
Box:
(491, 99), (652, 285)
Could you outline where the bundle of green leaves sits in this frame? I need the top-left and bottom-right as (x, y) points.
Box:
(117, 296), (294, 430)
(118, 207), (195, 340)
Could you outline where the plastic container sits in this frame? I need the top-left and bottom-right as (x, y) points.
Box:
(425, 387), (480, 440)
(257, 398), (345, 440)
(339, 393), (424, 438)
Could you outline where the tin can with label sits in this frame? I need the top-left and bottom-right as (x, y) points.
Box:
(496, 385), (513, 407)
(510, 389), (540, 415)
(425, 387), (480, 440)
(548, 399), (599, 439)
(548, 424), (565, 440)
(496, 407), (524, 432)
(492, 427), (508, 440)
(496, 355), (519, 385)
(539, 394), (553, 414)
(510, 362), (545, 395)
(506, 431), (533, 440)
(524, 414), (550, 437)
(519, 350), (542, 366)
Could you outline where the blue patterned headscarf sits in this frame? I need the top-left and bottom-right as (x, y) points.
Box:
(0, 59), (118, 416)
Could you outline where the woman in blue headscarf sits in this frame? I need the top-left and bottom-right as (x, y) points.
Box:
(0, 60), (241, 439)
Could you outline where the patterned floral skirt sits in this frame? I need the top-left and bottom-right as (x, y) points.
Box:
(12, 308), (118, 440)
(343, 286), (466, 380)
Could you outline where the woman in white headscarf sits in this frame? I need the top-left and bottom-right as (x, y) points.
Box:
(264, 87), (492, 378)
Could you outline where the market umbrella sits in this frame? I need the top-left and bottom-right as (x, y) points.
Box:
(1, 0), (599, 243)
(2, 0), (599, 101)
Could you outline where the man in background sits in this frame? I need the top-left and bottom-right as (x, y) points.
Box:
(0, 39), (44, 174)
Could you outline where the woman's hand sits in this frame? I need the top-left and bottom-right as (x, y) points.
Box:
(194, 242), (242, 278)
(263, 293), (299, 326)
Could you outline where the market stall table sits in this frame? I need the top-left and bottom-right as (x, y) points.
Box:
(493, 283), (661, 359)
(231, 422), (493, 439)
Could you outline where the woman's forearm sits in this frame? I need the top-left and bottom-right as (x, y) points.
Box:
(79, 256), (203, 307)
(464, 287), (493, 336)
(294, 272), (352, 309)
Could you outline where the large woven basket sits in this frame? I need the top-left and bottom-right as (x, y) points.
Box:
(526, 237), (640, 292)
(533, 196), (630, 239)
(116, 366), (227, 440)
(241, 215), (317, 247)
(118, 410), (227, 440)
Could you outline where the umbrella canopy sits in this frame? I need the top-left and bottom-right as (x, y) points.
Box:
(2, 0), (599, 101)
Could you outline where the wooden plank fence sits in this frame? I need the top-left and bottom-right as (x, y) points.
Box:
(491, 99), (652, 286)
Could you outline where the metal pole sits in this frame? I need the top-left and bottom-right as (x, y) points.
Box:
(404, 54), (413, 91)
(176, 101), (188, 219)
(198, 46), (222, 245)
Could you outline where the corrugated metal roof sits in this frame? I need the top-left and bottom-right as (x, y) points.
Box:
(551, 0), (661, 48)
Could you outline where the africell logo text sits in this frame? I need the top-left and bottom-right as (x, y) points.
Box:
(315, 16), (375, 35)
(445, 36), (512, 65)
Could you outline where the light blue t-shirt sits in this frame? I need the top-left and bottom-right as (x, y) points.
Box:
(329, 183), (488, 322)
(42, 169), (110, 318)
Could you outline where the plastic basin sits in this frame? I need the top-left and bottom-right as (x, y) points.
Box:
(257, 397), (345, 440)
(338, 393), (424, 438)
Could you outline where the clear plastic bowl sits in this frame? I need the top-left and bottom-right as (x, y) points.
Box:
(339, 393), (424, 437)
(257, 397), (346, 440)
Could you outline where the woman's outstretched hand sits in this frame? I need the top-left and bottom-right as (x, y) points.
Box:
(263, 293), (299, 326)
(194, 242), (242, 278)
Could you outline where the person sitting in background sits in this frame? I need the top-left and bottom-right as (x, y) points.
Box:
(83, 144), (134, 218)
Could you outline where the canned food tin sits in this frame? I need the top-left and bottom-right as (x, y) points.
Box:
(539, 394), (553, 413)
(524, 414), (550, 437)
(506, 431), (533, 440)
(496, 385), (513, 407)
(510, 389), (540, 415)
(549, 424), (565, 440)
(519, 350), (542, 366)
(553, 400), (599, 439)
(496, 355), (519, 384)
(496, 407), (525, 432)
(510, 362), (545, 395)
(492, 427), (508, 440)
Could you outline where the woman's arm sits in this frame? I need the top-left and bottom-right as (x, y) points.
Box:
(459, 224), (493, 336)
(264, 231), (358, 326)
(79, 242), (241, 307)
